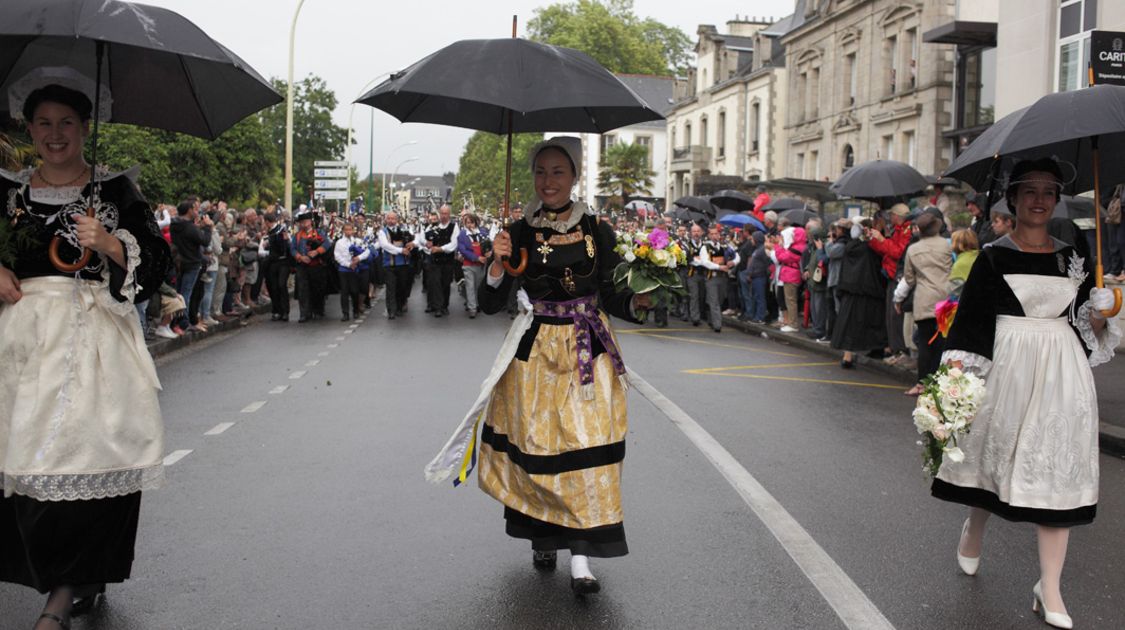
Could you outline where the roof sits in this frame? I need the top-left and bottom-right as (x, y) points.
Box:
(717, 34), (756, 50)
(762, 0), (811, 38)
(615, 74), (676, 128)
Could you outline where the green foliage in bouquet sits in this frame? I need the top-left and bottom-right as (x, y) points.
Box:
(612, 228), (687, 317)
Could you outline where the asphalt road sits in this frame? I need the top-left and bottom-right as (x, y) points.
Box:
(4, 288), (1125, 630)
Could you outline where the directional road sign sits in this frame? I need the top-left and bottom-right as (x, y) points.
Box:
(314, 168), (349, 178)
(315, 179), (348, 189)
(314, 160), (348, 167)
(315, 190), (349, 200)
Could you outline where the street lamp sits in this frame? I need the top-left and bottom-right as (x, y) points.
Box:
(284, 0), (309, 214)
(382, 141), (418, 210)
(345, 72), (395, 211)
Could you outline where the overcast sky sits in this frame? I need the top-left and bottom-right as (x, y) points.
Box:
(140, 0), (794, 178)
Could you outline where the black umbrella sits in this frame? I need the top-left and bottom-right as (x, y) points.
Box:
(0, 0), (281, 271)
(762, 197), (806, 212)
(709, 189), (754, 212)
(780, 208), (818, 225)
(673, 196), (717, 216)
(357, 20), (662, 275)
(945, 84), (1125, 315)
(830, 159), (929, 200)
(665, 206), (711, 225)
(0, 0), (281, 139)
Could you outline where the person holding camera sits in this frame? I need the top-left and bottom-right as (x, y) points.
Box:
(169, 196), (213, 330)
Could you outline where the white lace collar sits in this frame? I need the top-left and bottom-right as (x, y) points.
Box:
(526, 200), (593, 233)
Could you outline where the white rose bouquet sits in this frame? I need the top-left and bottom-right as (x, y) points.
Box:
(913, 364), (986, 477)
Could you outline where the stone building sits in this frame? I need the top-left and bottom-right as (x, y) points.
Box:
(781, 0), (957, 180)
(664, 16), (793, 203)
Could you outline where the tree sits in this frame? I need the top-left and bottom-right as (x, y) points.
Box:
(452, 132), (542, 214)
(528, 0), (690, 75)
(259, 74), (350, 204)
(598, 142), (654, 207)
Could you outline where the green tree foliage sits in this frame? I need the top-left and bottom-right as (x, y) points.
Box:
(260, 75), (350, 204)
(452, 132), (542, 214)
(597, 141), (655, 207)
(527, 0), (690, 75)
(95, 114), (280, 206)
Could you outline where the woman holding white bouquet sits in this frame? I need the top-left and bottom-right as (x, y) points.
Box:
(931, 158), (1120, 628)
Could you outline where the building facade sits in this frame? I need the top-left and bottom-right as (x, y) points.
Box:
(665, 17), (791, 203)
(781, 0), (958, 181)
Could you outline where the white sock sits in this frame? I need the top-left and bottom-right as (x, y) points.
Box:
(570, 554), (595, 580)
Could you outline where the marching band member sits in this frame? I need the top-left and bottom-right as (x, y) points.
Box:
(377, 211), (416, 319)
(333, 222), (370, 321)
(291, 210), (330, 322)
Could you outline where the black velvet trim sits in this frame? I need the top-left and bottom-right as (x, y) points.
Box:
(931, 478), (1095, 527)
(481, 424), (625, 476)
(504, 507), (628, 557)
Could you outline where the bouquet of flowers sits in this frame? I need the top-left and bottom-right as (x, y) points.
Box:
(913, 364), (986, 477)
(613, 227), (687, 317)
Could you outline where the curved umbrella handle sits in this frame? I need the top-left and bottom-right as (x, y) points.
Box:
(1102, 287), (1123, 319)
(502, 247), (528, 276)
(48, 206), (95, 273)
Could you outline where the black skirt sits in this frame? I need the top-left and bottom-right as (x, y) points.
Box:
(0, 492), (142, 593)
(504, 507), (628, 558)
(831, 291), (887, 353)
(931, 479), (1096, 528)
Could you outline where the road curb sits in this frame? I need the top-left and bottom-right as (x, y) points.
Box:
(720, 315), (1125, 459)
(147, 303), (272, 359)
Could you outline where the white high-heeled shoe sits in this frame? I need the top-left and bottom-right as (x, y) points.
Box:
(956, 519), (980, 576)
(1033, 581), (1073, 629)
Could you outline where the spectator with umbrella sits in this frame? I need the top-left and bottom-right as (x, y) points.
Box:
(752, 184), (771, 219)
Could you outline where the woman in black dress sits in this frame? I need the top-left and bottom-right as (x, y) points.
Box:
(831, 217), (888, 368)
(1, 77), (171, 629)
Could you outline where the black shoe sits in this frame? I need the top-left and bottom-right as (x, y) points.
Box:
(434, 310), (443, 318)
(270, 314), (279, 321)
(298, 317), (309, 323)
(570, 577), (601, 595)
(280, 315), (289, 322)
(840, 358), (855, 369)
(341, 315), (350, 322)
(71, 584), (105, 616)
(469, 311), (477, 319)
(692, 320), (701, 327)
(712, 327), (721, 333)
(656, 321), (667, 328)
(425, 306), (434, 313)
(532, 550), (557, 570)
(387, 313), (396, 320)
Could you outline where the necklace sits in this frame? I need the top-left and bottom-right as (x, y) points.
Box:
(1012, 232), (1053, 250)
(35, 165), (89, 188)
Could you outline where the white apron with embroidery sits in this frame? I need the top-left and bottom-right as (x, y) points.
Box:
(937, 274), (1109, 511)
(0, 183), (164, 501)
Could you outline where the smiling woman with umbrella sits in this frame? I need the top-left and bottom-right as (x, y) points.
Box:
(932, 158), (1120, 629)
(0, 71), (172, 630)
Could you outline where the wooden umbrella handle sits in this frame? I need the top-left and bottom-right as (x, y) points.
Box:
(48, 206), (95, 273)
(502, 247), (528, 276)
(1095, 271), (1123, 318)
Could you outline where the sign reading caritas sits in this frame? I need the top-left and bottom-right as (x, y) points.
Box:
(1091, 31), (1125, 87)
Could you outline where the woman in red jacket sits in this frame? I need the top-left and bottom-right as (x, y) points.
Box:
(866, 204), (913, 359)
(767, 226), (807, 332)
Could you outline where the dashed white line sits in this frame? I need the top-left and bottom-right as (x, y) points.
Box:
(269, 385), (289, 395)
(335, 336), (345, 341)
(327, 344), (339, 348)
(163, 450), (192, 466)
(349, 324), (359, 329)
(241, 401), (267, 413)
(205, 422), (235, 436)
(317, 352), (330, 357)
(343, 330), (354, 335)
(628, 370), (896, 630)
(305, 360), (320, 367)
(289, 370), (307, 380)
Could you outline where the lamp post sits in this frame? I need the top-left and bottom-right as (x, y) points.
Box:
(390, 157), (420, 210)
(382, 142), (418, 210)
(345, 72), (394, 212)
(284, 0), (309, 214)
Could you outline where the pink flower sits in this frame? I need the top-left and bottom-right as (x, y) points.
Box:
(648, 228), (670, 250)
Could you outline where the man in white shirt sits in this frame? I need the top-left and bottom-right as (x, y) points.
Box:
(424, 204), (461, 318)
(333, 222), (370, 321)
(376, 211), (417, 319)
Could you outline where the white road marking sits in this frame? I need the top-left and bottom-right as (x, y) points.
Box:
(343, 330), (354, 335)
(305, 360), (320, 367)
(317, 352), (330, 357)
(335, 336), (345, 341)
(327, 344), (339, 348)
(269, 385), (289, 395)
(628, 370), (896, 630)
(205, 422), (235, 436)
(241, 401), (267, 413)
(163, 450), (192, 466)
(289, 370), (307, 380)
(349, 324), (359, 329)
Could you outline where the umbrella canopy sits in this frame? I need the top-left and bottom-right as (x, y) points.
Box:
(830, 159), (929, 200)
(762, 197), (806, 212)
(356, 38), (663, 134)
(625, 199), (655, 213)
(945, 84), (1125, 195)
(665, 206), (711, 224)
(0, 0), (281, 139)
(780, 208), (819, 225)
(718, 213), (766, 232)
(709, 189), (754, 212)
(673, 196), (716, 216)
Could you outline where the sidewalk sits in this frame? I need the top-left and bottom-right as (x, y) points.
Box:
(146, 302), (272, 359)
(720, 315), (1125, 458)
